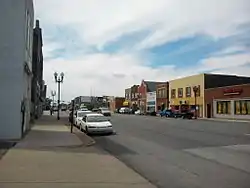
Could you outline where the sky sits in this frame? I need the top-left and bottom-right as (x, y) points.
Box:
(34, 0), (250, 101)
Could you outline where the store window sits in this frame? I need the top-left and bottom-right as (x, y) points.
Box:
(216, 101), (231, 114)
(178, 88), (183, 98)
(234, 100), (250, 115)
(171, 89), (176, 98)
(186, 87), (191, 97)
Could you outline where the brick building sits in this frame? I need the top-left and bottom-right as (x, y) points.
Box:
(156, 82), (169, 111)
(169, 73), (250, 118)
(109, 97), (125, 112)
(138, 80), (165, 113)
(204, 84), (250, 119)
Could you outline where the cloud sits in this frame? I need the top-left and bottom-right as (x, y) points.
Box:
(33, 0), (250, 101)
(35, 0), (250, 49)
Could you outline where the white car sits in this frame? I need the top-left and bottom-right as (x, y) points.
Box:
(79, 113), (113, 134)
(74, 110), (92, 127)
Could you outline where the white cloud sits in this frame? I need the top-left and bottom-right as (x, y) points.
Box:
(33, 0), (250, 101)
(43, 51), (250, 101)
(35, 0), (250, 48)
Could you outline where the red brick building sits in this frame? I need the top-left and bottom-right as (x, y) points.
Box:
(204, 84), (250, 119)
(156, 82), (169, 111)
(138, 80), (166, 113)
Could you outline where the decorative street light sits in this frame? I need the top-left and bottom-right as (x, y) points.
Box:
(193, 86), (199, 119)
(54, 72), (64, 120)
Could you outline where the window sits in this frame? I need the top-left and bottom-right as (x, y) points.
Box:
(178, 88), (183, 98)
(162, 89), (166, 98)
(171, 89), (176, 98)
(216, 101), (231, 114)
(186, 87), (191, 97)
(234, 100), (250, 115)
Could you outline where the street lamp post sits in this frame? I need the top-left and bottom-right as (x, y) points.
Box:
(54, 72), (64, 120)
(193, 86), (199, 119)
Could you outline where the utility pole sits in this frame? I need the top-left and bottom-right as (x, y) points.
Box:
(70, 100), (74, 133)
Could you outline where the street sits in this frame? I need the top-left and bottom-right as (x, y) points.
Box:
(93, 114), (250, 188)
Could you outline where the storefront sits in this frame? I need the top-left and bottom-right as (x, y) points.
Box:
(205, 84), (250, 119)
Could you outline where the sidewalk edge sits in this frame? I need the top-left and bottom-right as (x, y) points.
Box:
(64, 124), (96, 147)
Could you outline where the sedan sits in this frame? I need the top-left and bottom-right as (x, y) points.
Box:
(80, 113), (113, 134)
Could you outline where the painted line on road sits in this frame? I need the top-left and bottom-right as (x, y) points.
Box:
(244, 134), (250, 136)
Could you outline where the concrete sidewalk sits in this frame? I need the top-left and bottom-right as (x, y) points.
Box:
(0, 114), (156, 188)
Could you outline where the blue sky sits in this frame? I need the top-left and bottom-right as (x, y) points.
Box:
(35, 0), (250, 100)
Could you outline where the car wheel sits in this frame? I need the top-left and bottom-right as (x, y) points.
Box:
(166, 114), (169, 118)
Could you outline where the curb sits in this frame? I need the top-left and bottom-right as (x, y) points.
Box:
(65, 124), (96, 147)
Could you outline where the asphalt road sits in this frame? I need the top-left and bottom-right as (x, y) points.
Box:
(93, 114), (250, 188)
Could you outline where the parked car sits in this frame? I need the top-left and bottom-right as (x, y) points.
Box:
(79, 113), (113, 134)
(119, 107), (130, 114)
(92, 108), (99, 112)
(159, 109), (175, 117)
(74, 110), (92, 127)
(98, 107), (111, 116)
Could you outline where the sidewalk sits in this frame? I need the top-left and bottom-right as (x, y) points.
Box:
(0, 113), (156, 188)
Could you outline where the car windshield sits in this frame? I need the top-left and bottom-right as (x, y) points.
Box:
(87, 116), (109, 122)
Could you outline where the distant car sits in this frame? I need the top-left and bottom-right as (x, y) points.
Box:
(119, 107), (130, 114)
(74, 110), (92, 127)
(135, 110), (145, 115)
(80, 108), (89, 111)
(79, 113), (113, 134)
(99, 107), (111, 116)
(92, 108), (99, 112)
(159, 109), (175, 117)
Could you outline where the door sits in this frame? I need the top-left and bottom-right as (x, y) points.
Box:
(207, 103), (211, 118)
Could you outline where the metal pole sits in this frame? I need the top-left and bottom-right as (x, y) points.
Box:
(194, 92), (197, 119)
(57, 81), (61, 120)
(71, 100), (74, 133)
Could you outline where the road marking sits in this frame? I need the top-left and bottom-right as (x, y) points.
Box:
(244, 133), (250, 136)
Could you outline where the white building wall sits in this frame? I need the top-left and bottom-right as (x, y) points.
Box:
(0, 0), (34, 139)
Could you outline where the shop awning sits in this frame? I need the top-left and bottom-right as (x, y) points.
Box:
(123, 101), (129, 106)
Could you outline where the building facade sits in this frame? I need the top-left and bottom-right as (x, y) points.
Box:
(130, 85), (139, 109)
(169, 74), (204, 117)
(156, 82), (169, 111)
(109, 97), (125, 112)
(146, 92), (157, 112)
(204, 84), (250, 119)
(124, 88), (131, 107)
(31, 20), (45, 120)
(169, 73), (250, 118)
(0, 0), (34, 139)
(138, 80), (165, 113)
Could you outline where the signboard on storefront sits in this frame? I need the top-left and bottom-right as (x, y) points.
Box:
(223, 88), (243, 95)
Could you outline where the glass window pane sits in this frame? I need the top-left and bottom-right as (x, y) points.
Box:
(241, 101), (247, 115)
(247, 101), (250, 115)
(227, 101), (231, 114)
(235, 101), (241, 115)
